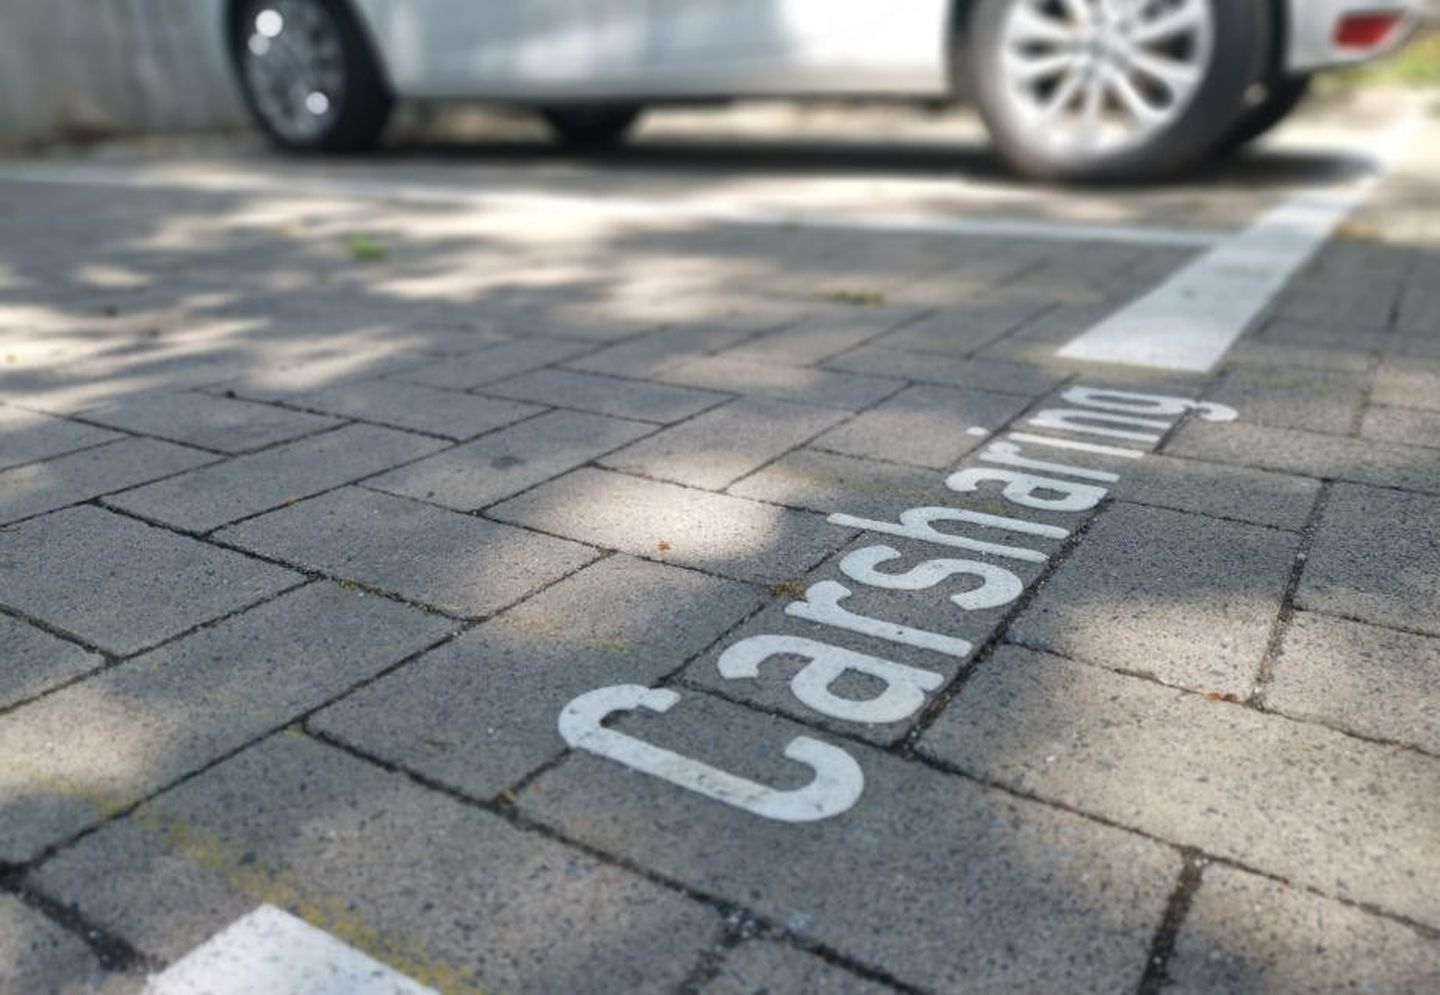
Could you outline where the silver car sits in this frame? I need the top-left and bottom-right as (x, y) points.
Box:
(227, 0), (1428, 181)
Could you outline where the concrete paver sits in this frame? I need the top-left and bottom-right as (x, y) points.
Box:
(1011, 503), (1297, 696)
(489, 467), (846, 585)
(0, 403), (120, 470)
(919, 645), (1440, 928)
(0, 613), (103, 710)
(1165, 420), (1440, 496)
(1110, 455), (1321, 530)
(392, 336), (596, 390)
(312, 554), (761, 799)
(1270, 611), (1440, 754)
(0, 895), (106, 995)
(702, 940), (895, 995)
(0, 505), (298, 656)
(599, 396), (847, 490)
(655, 355), (901, 411)
(32, 734), (722, 995)
(1360, 404), (1440, 449)
(0, 582), (452, 863)
(1371, 356), (1440, 411)
(284, 378), (543, 440)
(0, 437), (216, 525)
(479, 367), (728, 423)
(77, 390), (342, 453)
(810, 384), (1028, 470)
(519, 689), (1179, 994)
(727, 447), (955, 519)
(1297, 482), (1440, 637)
(106, 424), (446, 533)
(1169, 864), (1440, 995)
(1207, 366), (1370, 435)
(821, 347), (1066, 396)
(366, 409), (652, 511)
(217, 486), (597, 617)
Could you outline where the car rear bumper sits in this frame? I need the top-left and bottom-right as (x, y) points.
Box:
(1287, 0), (1431, 73)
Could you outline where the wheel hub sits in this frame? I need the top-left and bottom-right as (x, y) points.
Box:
(241, 0), (346, 144)
(996, 0), (1216, 158)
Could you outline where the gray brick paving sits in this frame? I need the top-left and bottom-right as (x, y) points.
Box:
(1371, 356), (1440, 412)
(727, 447), (955, 519)
(720, 307), (923, 366)
(1112, 455), (1322, 531)
(1166, 420), (1440, 495)
(0, 613), (103, 710)
(811, 385), (1029, 470)
(367, 409), (652, 511)
(0, 437), (217, 525)
(919, 645), (1440, 927)
(218, 486), (597, 618)
(1361, 404), (1440, 449)
(702, 941), (895, 995)
(599, 396), (847, 490)
(391, 336), (595, 390)
(479, 367), (728, 423)
(0, 404), (120, 471)
(490, 468), (846, 585)
(1297, 482), (1440, 637)
(518, 689), (1178, 993)
(655, 355), (902, 411)
(0, 582), (452, 864)
(563, 324), (765, 379)
(0, 895), (105, 995)
(313, 555), (761, 799)
(0, 506), (298, 656)
(32, 734), (721, 994)
(106, 424), (446, 532)
(1207, 366), (1369, 435)
(1269, 611), (1440, 754)
(821, 347), (1066, 396)
(284, 378), (543, 440)
(1169, 864), (1440, 995)
(1012, 503), (1297, 696)
(872, 296), (1053, 356)
(77, 390), (342, 453)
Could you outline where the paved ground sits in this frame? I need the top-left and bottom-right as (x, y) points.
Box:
(2, 95), (1440, 994)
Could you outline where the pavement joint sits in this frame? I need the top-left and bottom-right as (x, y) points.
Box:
(1134, 851), (1207, 995)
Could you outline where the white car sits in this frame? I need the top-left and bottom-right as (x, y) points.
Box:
(226, 0), (1427, 181)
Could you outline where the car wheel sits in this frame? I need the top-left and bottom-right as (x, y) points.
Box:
(230, 0), (392, 153)
(968, 0), (1271, 182)
(541, 105), (643, 152)
(1219, 73), (1312, 154)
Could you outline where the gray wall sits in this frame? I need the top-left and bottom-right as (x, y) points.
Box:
(0, 0), (246, 146)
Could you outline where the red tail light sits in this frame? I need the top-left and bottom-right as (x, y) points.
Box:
(1334, 11), (1404, 48)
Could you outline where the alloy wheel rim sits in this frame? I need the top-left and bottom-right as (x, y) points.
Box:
(242, 0), (346, 143)
(996, 0), (1216, 157)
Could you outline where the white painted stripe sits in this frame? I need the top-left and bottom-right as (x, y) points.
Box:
(144, 905), (437, 995)
(1054, 118), (1416, 372)
(0, 161), (1222, 248)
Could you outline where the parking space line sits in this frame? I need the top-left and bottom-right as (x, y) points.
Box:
(1055, 118), (1416, 373)
(0, 161), (1222, 248)
(144, 905), (438, 995)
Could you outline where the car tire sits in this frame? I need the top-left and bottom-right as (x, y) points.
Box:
(230, 0), (392, 153)
(1219, 73), (1312, 154)
(541, 105), (643, 151)
(967, 0), (1272, 182)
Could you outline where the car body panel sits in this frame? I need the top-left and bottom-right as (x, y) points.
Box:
(332, 1), (1427, 99)
(1286, 0), (1429, 73)
(347, 0), (951, 99)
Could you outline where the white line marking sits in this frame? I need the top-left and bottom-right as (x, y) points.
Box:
(0, 161), (1221, 248)
(1053, 117), (1416, 372)
(144, 905), (437, 995)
